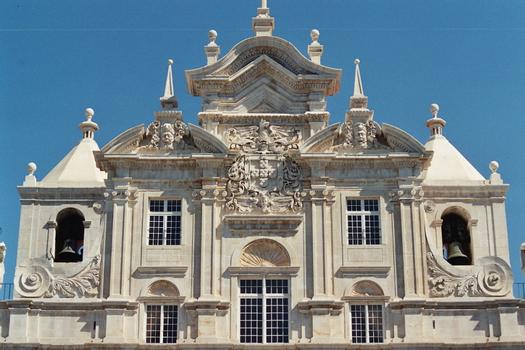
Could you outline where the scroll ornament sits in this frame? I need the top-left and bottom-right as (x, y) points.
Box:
(17, 256), (100, 298)
(427, 253), (511, 297)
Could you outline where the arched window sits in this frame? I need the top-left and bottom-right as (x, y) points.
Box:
(55, 208), (85, 263)
(441, 212), (471, 265)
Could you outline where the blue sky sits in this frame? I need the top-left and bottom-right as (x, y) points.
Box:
(1, 0), (524, 287)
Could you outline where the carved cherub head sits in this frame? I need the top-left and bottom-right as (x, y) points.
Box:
(355, 122), (368, 148)
(161, 123), (175, 149)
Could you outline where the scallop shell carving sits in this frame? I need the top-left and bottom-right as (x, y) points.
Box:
(350, 280), (384, 297)
(148, 280), (179, 297)
(240, 239), (290, 267)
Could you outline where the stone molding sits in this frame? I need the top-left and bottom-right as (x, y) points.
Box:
(133, 266), (188, 278)
(224, 214), (302, 236)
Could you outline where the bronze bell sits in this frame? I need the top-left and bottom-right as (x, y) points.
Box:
(57, 239), (79, 262)
(447, 241), (470, 265)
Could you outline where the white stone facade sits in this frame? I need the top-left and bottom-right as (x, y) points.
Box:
(1, 3), (524, 349)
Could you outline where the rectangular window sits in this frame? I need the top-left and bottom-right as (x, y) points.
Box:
(350, 304), (384, 344)
(148, 199), (182, 245)
(347, 199), (381, 245)
(146, 304), (178, 344)
(240, 279), (289, 344)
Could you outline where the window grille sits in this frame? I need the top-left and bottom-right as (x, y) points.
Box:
(240, 279), (289, 344)
(148, 199), (182, 245)
(347, 199), (381, 245)
(146, 304), (178, 344)
(350, 304), (384, 343)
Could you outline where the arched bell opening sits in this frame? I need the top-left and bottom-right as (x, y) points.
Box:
(55, 208), (85, 263)
(441, 212), (471, 265)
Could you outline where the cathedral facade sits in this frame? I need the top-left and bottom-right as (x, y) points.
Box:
(2, 3), (524, 349)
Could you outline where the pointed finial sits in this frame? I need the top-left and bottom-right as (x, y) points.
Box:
(308, 29), (323, 64)
(349, 58), (368, 110)
(205, 30), (220, 65)
(426, 103), (446, 137)
(253, 0), (274, 36)
(160, 58), (178, 109)
(80, 107), (99, 139)
(353, 59), (364, 97)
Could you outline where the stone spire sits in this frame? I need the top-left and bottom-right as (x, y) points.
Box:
(350, 59), (368, 109)
(40, 108), (107, 188)
(426, 103), (446, 137)
(346, 58), (373, 122)
(160, 59), (178, 109)
(80, 108), (99, 139)
(252, 0), (274, 37)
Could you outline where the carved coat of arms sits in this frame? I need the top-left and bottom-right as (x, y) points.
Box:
(225, 120), (303, 213)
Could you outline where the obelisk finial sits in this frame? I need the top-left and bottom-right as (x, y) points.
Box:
(160, 58), (178, 109)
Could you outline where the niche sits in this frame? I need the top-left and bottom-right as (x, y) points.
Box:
(441, 212), (471, 265)
(55, 208), (85, 263)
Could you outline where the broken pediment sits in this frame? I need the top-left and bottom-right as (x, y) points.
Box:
(301, 122), (426, 155)
(186, 36), (341, 114)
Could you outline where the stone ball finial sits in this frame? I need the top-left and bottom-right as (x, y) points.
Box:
(167, 58), (174, 65)
(354, 58), (360, 65)
(27, 162), (37, 175)
(430, 103), (440, 117)
(489, 160), (499, 173)
(85, 107), (95, 121)
(208, 29), (218, 43)
(310, 29), (320, 42)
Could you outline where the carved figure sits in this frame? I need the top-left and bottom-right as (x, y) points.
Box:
(161, 123), (176, 150)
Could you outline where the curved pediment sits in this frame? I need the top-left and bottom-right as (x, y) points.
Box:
(101, 123), (228, 155)
(186, 36), (341, 114)
(301, 122), (426, 155)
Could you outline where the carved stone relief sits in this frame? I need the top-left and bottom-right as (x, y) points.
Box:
(226, 119), (301, 154)
(147, 280), (179, 297)
(17, 256), (100, 298)
(331, 120), (390, 152)
(225, 154), (302, 213)
(427, 252), (511, 297)
(137, 120), (198, 153)
(350, 280), (384, 297)
(225, 120), (303, 214)
(240, 239), (291, 267)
